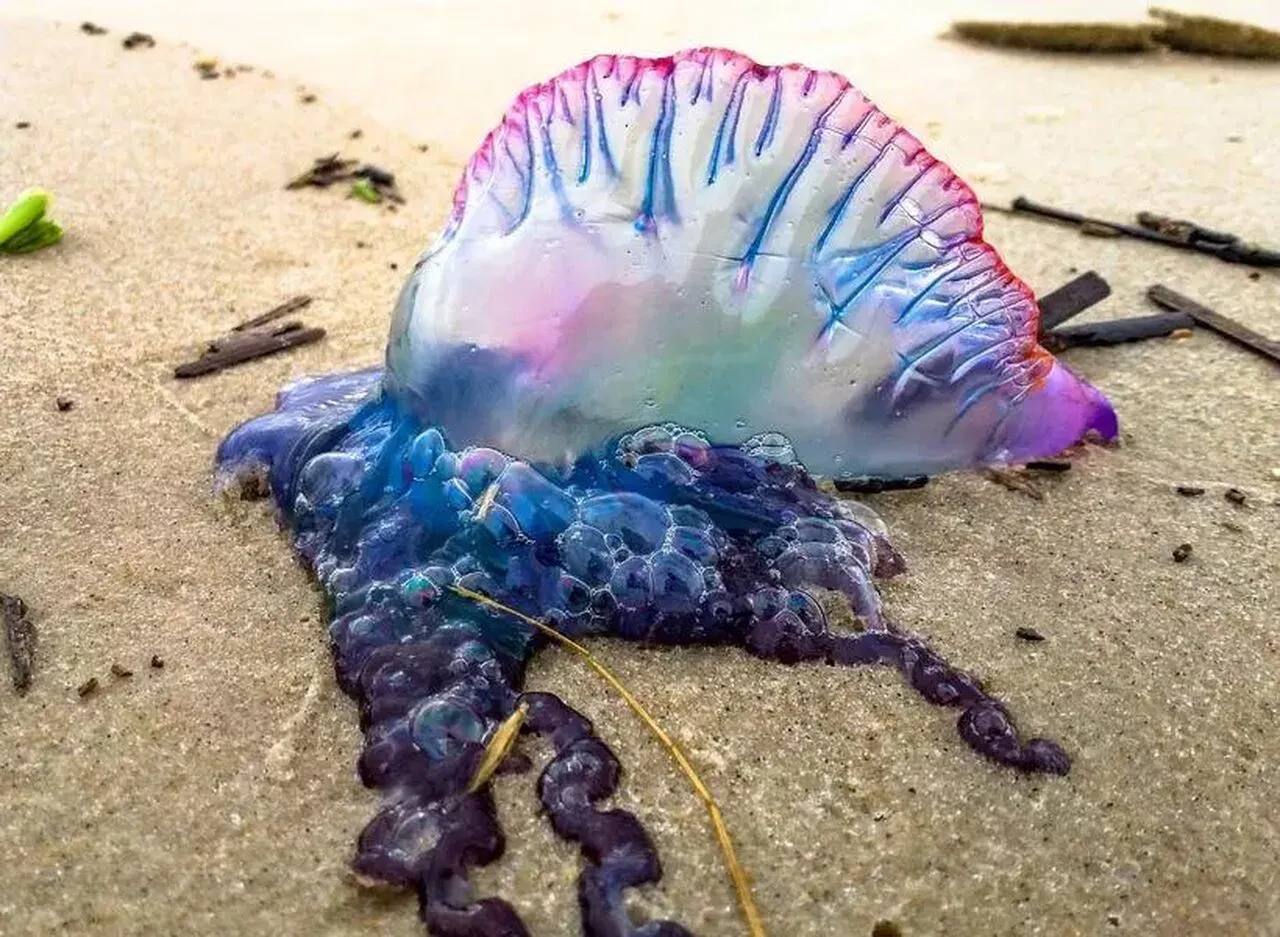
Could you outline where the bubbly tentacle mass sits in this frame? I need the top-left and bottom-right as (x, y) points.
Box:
(216, 48), (1111, 936)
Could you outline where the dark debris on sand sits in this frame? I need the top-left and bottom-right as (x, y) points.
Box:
(121, 31), (155, 50)
(286, 154), (406, 204)
(173, 295), (325, 379)
(3, 593), (36, 695)
(950, 8), (1280, 59)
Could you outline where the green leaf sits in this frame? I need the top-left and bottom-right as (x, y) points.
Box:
(349, 178), (381, 204)
(0, 219), (63, 254)
(0, 188), (50, 247)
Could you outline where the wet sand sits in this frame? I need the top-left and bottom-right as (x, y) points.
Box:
(1, 4), (1278, 935)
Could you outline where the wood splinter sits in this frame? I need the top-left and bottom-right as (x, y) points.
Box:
(1147, 284), (1280, 367)
(1042, 312), (1194, 352)
(3, 593), (36, 695)
(1037, 270), (1113, 332)
(175, 327), (326, 378)
(173, 294), (325, 379)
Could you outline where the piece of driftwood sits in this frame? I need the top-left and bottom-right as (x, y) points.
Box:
(1025, 459), (1073, 473)
(230, 294), (313, 332)
(209, 321), (304, 353)
(174, 326), (326, 378)
(1042, 312), (1194, 352)
(1037, 271), (1112, 331)
(1001, 197), (1280, 268)
(949, 20), (1159, 53)
(832, 475), (930, 494)
(1150, 7), (1280, 59)
(950, 9), (1280, 59)
(1147, 284), (1280, 366)
(3, 593), (36, 695)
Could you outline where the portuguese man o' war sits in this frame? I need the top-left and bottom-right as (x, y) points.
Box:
(216, 49), (1117, 937)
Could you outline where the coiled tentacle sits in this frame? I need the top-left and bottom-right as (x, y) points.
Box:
(216, 363), (1068, 936)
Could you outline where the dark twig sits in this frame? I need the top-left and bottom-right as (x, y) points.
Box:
(174, 327), (326, 378)
(1002, 197), (1280, 269)
(1135, 211), (1237, 246)
(832, 475), (930, 494)
(1042, 312), (1194, 352)
(230, 295), (312, 332)
(1025, 459), (1073, 473)
(210, 320), (304, 353)
(1147, 285), (1280, 366)
(1037, 270), (1112, 331)
(3, 593), (36, 695)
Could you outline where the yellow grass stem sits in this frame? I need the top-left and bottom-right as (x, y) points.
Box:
(449, 584), (766, 937)
(466, 699), (529, 795)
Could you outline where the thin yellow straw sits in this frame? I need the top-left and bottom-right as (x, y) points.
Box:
(450, 584), (766, 937)
(466, 699), (529, 795)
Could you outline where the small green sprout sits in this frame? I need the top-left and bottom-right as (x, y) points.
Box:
(349, 177), (382, 204)
(0, 188), (63, 254)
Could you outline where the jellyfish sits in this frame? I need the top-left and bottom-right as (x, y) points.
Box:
(215, 49), (1118, 937)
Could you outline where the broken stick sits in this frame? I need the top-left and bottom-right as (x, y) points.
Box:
(1147, 285), (1280, 367)
(1042, 311), (1194, 352)
(174, 326), (327, 378)
(3, 593), (36, 695)
(229, 294), (312, 332)
(1037, 270), (1113, 332)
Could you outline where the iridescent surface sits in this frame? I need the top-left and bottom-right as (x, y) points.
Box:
(387, 48), (1116, 478)
(216, 48), (1113, 937)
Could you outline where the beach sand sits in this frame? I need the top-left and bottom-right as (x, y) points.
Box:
(1, 3), (1278, 935)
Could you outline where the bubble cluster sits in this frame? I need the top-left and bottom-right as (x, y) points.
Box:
(216, 367), (1069, 937)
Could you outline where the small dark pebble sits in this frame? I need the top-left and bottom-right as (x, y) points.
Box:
(81, 21), (108, 35)
(150, 654), (165, 669)
(1175, 485), (1206, 497)
(389, 262), (399, 270)
(15, 121), (31, 129)
(110, 663), (134, 679)
(122, 31), (156, 50)
(417, 143), (430, 152)
(871, 922), (904, 937)
(299, 92), (317, 104)
(77, 677), (100, 698)
(1015, 626), (1046, 642)
(1025, 459), (1072, 473)
(1172, 543), (1193, 563)
(1248, 271), (1261, 281)
(1224, 488), (1247, 506)
(55, 396), (74, 412)
(1107, 913), (1121, 927)
(349, 129), (363, 139)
